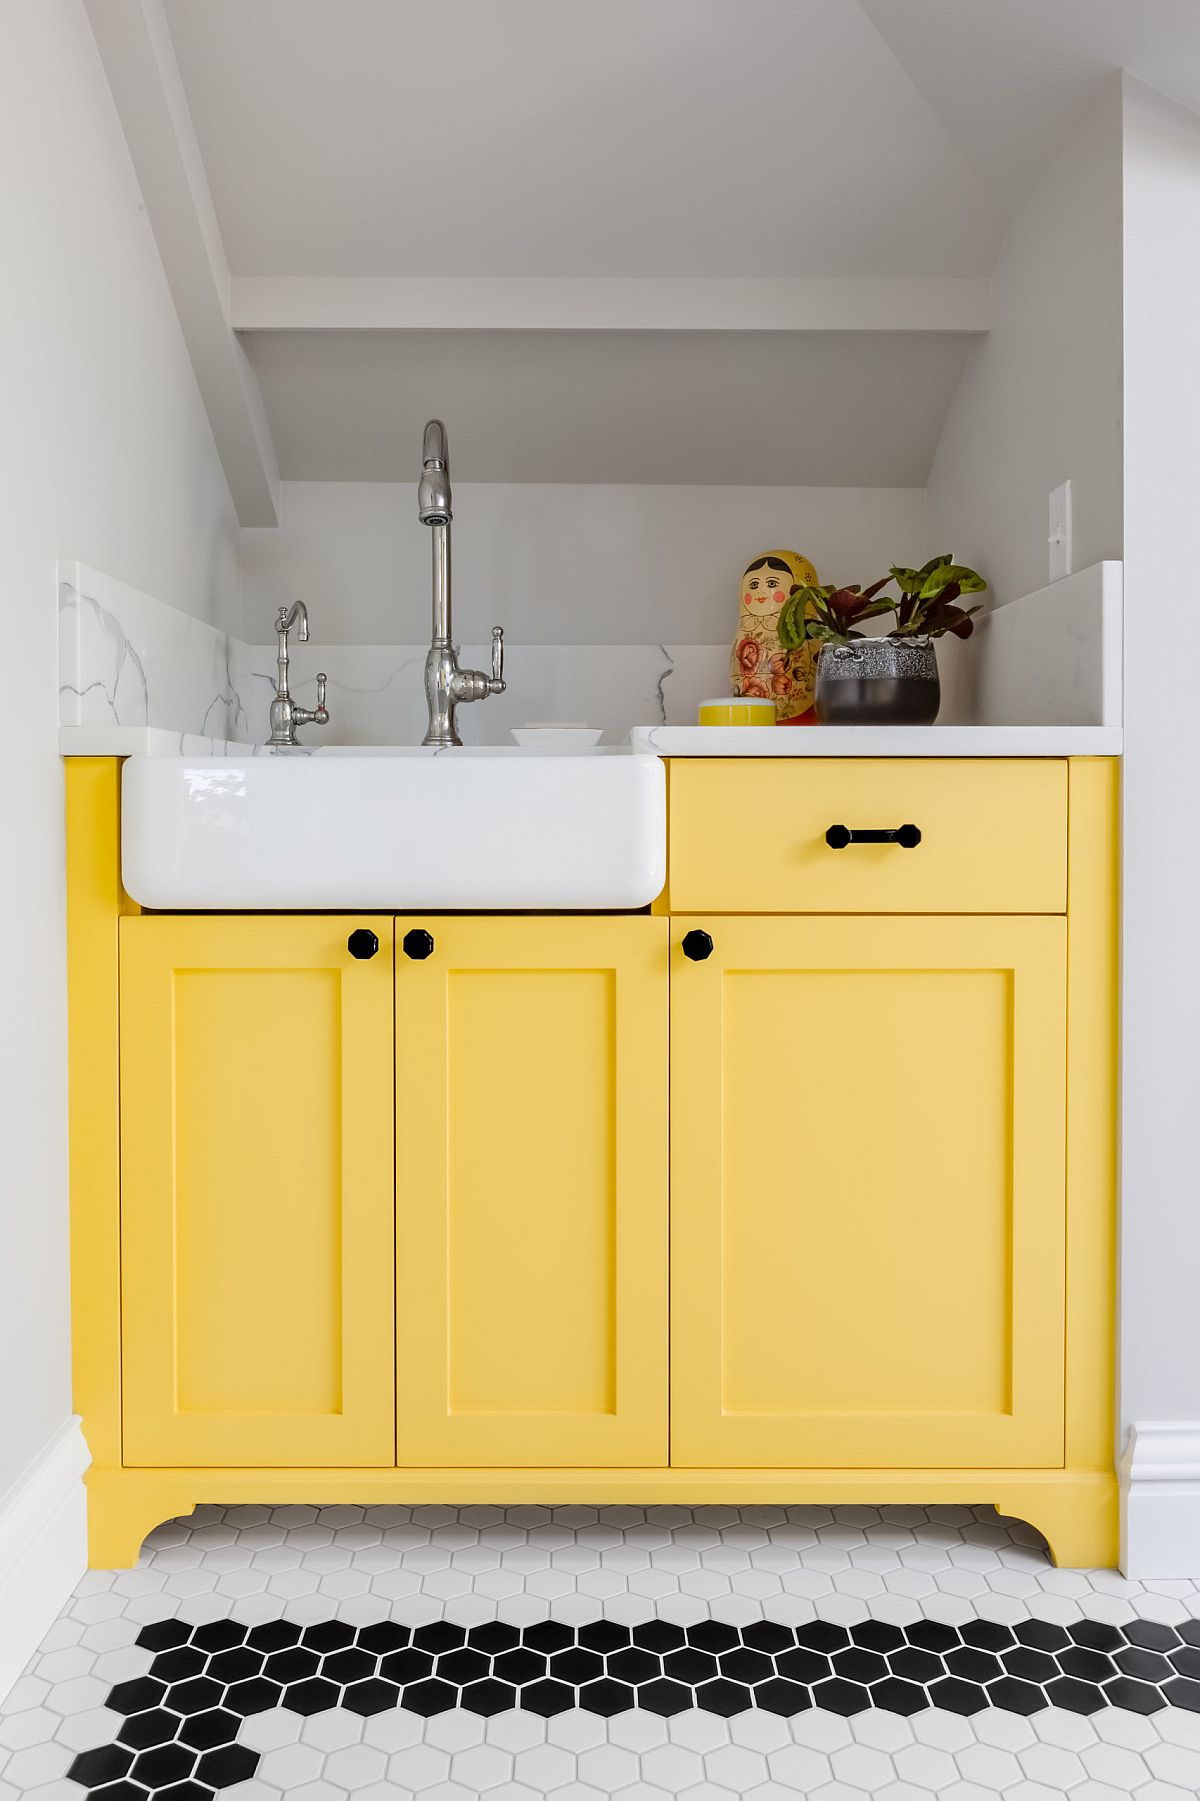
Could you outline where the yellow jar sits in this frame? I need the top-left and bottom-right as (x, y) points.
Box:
(698, 697), (777, 727)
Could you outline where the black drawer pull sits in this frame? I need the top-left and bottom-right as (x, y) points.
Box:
(347, 928), (379, 960)
(826, 823), (922, 850)
(403, 928), (435, 960)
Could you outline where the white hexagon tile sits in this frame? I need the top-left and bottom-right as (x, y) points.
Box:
(5, 1503), (1200, 1799)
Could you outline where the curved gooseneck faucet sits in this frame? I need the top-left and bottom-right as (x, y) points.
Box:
(419, 420), (505, 746)
(267, 600), (330, 746)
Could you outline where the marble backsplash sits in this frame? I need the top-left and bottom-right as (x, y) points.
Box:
(59, 564), (253, 748)
(59, 563), (730, 749)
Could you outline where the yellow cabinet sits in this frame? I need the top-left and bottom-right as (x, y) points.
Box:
(395, 916), (669, 1466)
(668, 758), (1068, 915)
(119, 916), (396, 1468)
(65, 757), (1117, 1569)
(671, 914), (1068, 1470)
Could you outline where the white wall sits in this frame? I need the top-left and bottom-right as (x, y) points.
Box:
(0, 0), (236, 1502)
(1120, 77), (1200, 1436)
(239, 481), (927, 645)
(926, 83), (1124, 607)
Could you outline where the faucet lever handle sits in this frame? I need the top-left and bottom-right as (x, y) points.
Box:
(491, 625), (505, 690)
(315, 672), (327, 711)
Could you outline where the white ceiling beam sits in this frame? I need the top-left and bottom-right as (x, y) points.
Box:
(231, 276), (992, 336)
(84, 0), (280, 526)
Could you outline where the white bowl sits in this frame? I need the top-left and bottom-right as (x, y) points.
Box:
(511, 725), (604, 747)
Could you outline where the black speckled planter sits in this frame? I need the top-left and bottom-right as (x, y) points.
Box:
(815, 638), (941, 725)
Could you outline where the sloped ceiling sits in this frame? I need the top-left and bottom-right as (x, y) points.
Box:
(862, 0), (1200, 215)
(161, 0), (999, 279)
(141, 0), (1200, 486)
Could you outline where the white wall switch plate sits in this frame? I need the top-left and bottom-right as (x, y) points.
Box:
(1049, 479), (1073, 581)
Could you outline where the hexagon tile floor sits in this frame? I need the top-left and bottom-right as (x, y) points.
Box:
(6, 1506), (1200, 1800)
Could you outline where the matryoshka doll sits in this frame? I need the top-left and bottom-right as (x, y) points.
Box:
(729, 548), (821, 724)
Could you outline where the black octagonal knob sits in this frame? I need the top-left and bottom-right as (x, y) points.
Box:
(403, 928), (435, 961)
(682, 929), (714, 962)
(347, 928), (379, 961)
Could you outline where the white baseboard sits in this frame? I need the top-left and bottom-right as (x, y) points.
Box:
(1120, 1421), (1200, 1576)
(0, 1417), (90, 1706)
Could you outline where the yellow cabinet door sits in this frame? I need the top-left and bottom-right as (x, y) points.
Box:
(120, 916), (396, 1468)
(671, 915), (1067, 1469)
(396, 917), (669, 1466)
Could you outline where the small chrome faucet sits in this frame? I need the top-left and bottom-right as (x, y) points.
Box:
(267, 601), (330, 746)
(418, 420), (506, 746)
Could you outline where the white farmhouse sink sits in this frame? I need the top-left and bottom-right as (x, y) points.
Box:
(121, 747), (666, 910)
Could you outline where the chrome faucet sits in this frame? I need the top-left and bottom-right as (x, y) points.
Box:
(267, 601), (330, 746)
(418, 420), (505, 746)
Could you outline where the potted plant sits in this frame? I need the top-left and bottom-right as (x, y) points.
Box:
(776, 554), (986, 725)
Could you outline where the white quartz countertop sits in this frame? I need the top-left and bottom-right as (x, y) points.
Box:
(629, 725), (1123, 756)
(60, 723), (1123, 758)
(59, 726), (258, 757)
(58, 728), (646, 757)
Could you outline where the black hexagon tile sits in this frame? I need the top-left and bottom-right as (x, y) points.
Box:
(64, 1611), (1200, 1795)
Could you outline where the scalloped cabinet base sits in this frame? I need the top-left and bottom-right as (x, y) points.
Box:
(81, 1467), (1116, 1578)
(65, 755), (1121, 1572)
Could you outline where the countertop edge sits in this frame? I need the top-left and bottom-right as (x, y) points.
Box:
(60, 724), (1124, 758)
(59, 726), (258, 757)
(629, 725), (1123, 756)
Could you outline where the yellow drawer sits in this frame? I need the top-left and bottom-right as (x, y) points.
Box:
(668, 758), (1067, 913)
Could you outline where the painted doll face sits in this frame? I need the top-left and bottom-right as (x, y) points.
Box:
(741, 566), (792, 615)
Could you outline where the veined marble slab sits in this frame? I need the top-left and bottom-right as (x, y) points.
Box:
(238, 641), (733, 748)
(58, 561), (1122, 757)
(971, 560), (1122, 728)
(936, 561), (1121, 727)
(59, 565), (732, 752)
(58, 563), (252, 744)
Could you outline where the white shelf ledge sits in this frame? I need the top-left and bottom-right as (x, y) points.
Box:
(231, 276), (992, 336)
